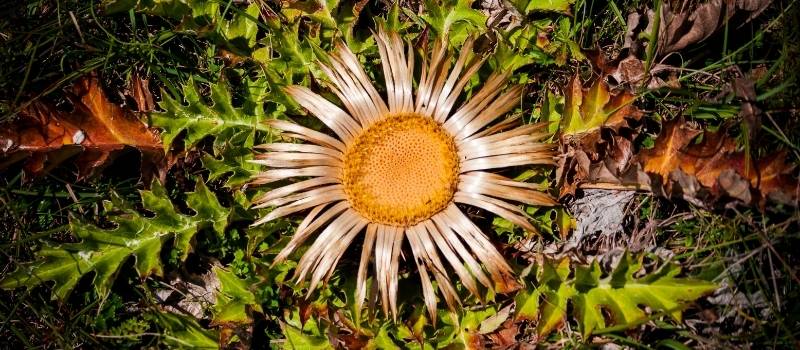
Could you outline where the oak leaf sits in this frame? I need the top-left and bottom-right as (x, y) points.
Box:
(0, 75), (166, 180)
(641, 118), (798, 206)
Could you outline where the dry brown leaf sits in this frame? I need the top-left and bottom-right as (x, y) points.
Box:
(485, 319), (518, 347)
(0, 74), (167, 180)
(640, 118), (798, 207)
(640, 118), (703, 179)
(556, 76), (646, 197)
(587, 50), (680, 90)
(604, 0), (771, 89)
(128, 71), (155, 112)
(752, 151), (799, 205)
(627, 0), (773, 56)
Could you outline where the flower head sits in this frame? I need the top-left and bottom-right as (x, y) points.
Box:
(251, 28), (556, 319)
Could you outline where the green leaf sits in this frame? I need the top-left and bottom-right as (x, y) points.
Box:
(573, 254), (717, 337)
(281, 322), (333, 350)
(559, 76), (638, 135)
(513, 288), (540, 321)
(152, 77), (269, 153)
(203, 130), (260, 188)
(151, 311), (219, 349)
(370, 324), (401, 350)
(421, 0), (486, 45)
(212, 266), (262, 325)
(103, 0), (261, 55)
(218, 4), (261, 56)
(536, 257), (573, 337)
(0, 181), (229, 300)
(509, 0), (575, 15)
(490, 21), (561, 71)
(520, 254), (718, 339)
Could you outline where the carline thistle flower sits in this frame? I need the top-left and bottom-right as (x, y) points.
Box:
(250, 27), (556, 320)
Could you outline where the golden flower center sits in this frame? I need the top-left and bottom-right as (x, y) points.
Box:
(342, 113), (459, 226)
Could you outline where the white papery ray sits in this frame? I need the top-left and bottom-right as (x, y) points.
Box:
(251, 27), (556, 320)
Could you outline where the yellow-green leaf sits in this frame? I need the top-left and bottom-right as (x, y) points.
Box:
(212, 267), (262, 325)
(0, 180), (229, 301)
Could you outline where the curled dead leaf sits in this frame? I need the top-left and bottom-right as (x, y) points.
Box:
(0, 74), (168, 180)
(641, 118), (798, 207)
(557, 76), (645, 197)
(128, 71), (155, 112)
(625, 0), (773, 56)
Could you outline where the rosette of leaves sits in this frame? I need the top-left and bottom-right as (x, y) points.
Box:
(0, 180), (229, 300)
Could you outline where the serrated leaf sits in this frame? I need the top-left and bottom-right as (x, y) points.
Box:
(152, 77), (269, 153)
(523, 254), (718, 339)
(152, 311), (219, 349)
(535, 257), (572, 337)
(510, 0), (575, 15)
(212, 266), (262, 325)
(421, 0), (486, 44)
(444, 308), (495, 349)
(572, 254), (716, 337)
(369, 324), (401, 349)
(281, 322), (333, 350)
(218, 4), (260, 56)
(513, 288), (540, 321)
(0, 180), (229, 300)
(203, 130), (259, 188)
(560, 76), (641, 135)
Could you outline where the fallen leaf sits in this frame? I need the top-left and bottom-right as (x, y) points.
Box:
(0, 74), (167, 180)
(732, 76), (761, 143)
(641, 118), (797, 207)
(719, 169), (753, 203)
(556, 76), (645, 197)
(587, 50), (679, 90)
(560, 75), (642, 136)
(485, 319), (518, 347)
(752, 151), (799, 205)
(640, 118), (703, 179)
(626, 0), (773, 56)
(128, 71), (155, 112)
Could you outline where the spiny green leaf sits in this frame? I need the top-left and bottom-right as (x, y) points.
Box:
(574, 254), (716, 337)
(151, 311), (220, 349)
(0, 180), (229, 300)
(536, 257), (573, 337)
(218, 3), (261, 56)
(369, 324), (401, 349)
(152, 77), (269, 153)
(212, 266), (262, 325)
(560, 75), (640, 135)
(519, 254), (718, 339)
(514, 287), (540, 321)
(421, 0), (486, 45)
(203, 130), (260, 188)
(509, 0), (575, 15)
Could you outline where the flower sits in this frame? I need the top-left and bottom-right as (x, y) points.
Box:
(251, 27), (556, 320)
